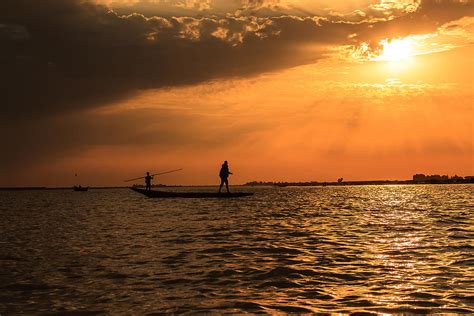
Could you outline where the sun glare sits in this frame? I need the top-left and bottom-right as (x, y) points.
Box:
(375, 38), (414, 62)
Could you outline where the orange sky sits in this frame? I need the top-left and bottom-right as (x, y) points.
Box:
(0, 0), (473, 186)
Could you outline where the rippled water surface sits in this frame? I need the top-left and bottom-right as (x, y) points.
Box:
(1, 185), (473, 314)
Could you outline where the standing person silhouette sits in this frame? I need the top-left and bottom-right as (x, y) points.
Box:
(145, 172), (153, 191)
(218, 161), (232, 193)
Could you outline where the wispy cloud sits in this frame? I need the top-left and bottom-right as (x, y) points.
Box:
(342, 16), (474, 62)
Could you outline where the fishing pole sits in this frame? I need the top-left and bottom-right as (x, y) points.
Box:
(124, 168), (183, 182)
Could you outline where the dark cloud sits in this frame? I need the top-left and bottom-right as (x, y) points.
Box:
(356, 0), (474, 42)
(1, 0), (472, 120)
(1, 0), (316, 121)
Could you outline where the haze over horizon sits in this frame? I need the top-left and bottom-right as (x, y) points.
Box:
(1, 0), (473, 187)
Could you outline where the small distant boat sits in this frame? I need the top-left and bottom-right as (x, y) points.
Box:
(73, 186), (89, 192)
(131, 187), (253, 199)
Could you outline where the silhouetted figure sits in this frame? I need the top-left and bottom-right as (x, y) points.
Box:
(145, 172), (153, 191)
(218, 161), (233, 193)
(73, 185), (88, 192)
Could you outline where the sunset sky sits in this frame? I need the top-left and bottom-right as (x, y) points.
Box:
(1, 0), (473, 186)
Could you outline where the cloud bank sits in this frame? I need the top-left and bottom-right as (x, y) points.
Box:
(1, 0), (472, 120)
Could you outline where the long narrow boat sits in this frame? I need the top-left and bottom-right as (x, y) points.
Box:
(73, 186), (89, 192)
(131, 187), (253, 198)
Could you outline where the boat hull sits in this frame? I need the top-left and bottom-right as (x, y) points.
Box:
(73, 186), (89, 192)
(131, 187), (253, 198)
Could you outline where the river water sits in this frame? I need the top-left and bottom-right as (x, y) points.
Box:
(1, 185), (473, 314)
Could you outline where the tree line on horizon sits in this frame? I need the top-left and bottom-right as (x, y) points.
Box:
(245, 174), (474, 186)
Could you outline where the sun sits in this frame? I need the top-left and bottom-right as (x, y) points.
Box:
(374, 37), (414, 62)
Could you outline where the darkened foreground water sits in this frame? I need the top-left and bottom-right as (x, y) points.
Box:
(1, 185), (473, 314)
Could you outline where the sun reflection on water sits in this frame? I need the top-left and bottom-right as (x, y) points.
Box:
(1, 185), (473, 313)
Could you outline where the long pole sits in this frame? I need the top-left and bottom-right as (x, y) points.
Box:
(124, 168), (183, 182)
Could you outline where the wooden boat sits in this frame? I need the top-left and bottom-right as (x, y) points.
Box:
(131, 187), (253, 198)
(73, 186), (89, 192)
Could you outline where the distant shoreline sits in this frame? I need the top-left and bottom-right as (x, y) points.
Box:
(0, 185), (234, 191)
(0, 180), (472, 191)
(245, 179), (474, 187)
(0, 186), (128, 191)
(246, 174), (474, 187)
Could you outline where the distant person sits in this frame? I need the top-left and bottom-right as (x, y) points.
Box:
(145, 172), (153, 191)
(218, 161), (233, 193)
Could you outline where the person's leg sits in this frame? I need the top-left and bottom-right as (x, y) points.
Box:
(219, 178), (224, 193)
(225, 179), (229, 193)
